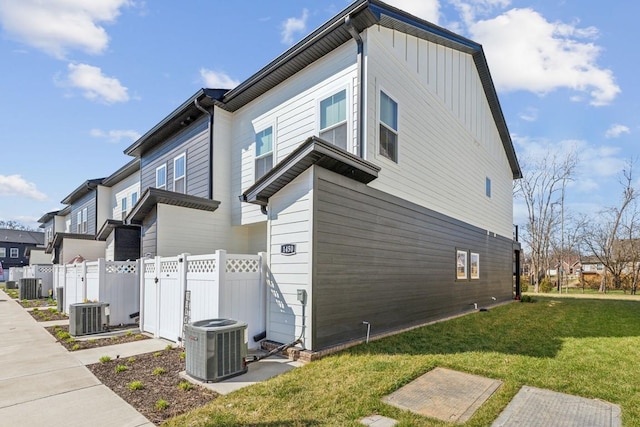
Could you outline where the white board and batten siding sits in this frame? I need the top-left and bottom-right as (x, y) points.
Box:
(267, 168), (313, 349)
(365, 26), (514, 238)
(231, 43), (358, 228)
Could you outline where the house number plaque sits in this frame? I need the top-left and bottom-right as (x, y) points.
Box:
(281, 244), (296, 256)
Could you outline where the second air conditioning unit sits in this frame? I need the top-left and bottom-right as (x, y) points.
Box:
(185, 318), (248, 382)
(69, 302), (110, 336)
(19, 278), (41, 300)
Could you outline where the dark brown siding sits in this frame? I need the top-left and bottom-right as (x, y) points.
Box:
(114, 228), (141, 261)
(311, 168), (514, 350)
(141, 207), (157, 258)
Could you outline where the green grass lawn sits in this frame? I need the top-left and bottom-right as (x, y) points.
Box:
(166, 296), (640, 426)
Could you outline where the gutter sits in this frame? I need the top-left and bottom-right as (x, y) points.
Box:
(194, 98), (215, 200)
(344, 16), (366, 159)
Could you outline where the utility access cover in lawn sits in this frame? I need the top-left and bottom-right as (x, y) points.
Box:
(382, 367), (502, 424)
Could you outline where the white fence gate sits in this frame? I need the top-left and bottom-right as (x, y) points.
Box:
(8, 267), (24, 282)
(141, 250), (266, 348)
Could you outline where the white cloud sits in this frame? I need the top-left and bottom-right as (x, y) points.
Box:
(199, 68), (240, 89)
(519, 107), (538, 122)
(281, 9), (308, 45)
(0, 175), (48, 201)
(449, 0), (510, 25)
(386, 0), (441, 24)
(469, 8), (620, 106)
(90, 128), (140, 143)
(0, 0), (130, 59)
(605, 124), (630, 139)
(65, 63), (129, 104)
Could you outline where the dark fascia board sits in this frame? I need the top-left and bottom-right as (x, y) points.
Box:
(58, 205), (71, 216)
(37, 210), (60, 224)
(60, 178), (105, 205)
(102, 159), (140, 187)
(45, 232), (96, 253)
(96, 219), (140, 241)
(126, 187), (221, 224)
(242, 136), (380, 206)
(123, 88), (226, 158)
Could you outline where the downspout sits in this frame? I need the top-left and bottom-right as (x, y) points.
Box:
(194, 98), (214, 200)
(344, 16), (365, 159)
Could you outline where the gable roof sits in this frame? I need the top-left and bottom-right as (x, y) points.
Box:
(0, 229), (44, 245)
(123, 0), (520, 179)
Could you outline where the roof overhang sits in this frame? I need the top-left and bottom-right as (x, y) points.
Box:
(102, 159), (140, 187)
(242, 136), (380, 206)
(46, 232), (97, 253)
(61, 178), (105, 205)
(96, 219), (141, 241)
(37, 210), (59, 225)
(126, 187), (221, 224)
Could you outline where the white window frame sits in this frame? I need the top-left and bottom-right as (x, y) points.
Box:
(378, 89), (399, 163)
(121, 197), (128, 219)
(81, 207), (88, 233)
(456, 249), (468, 280)
(318, 87), (349, 151)
(0, 248), (5, 258)
(255, 126), (274, 180)
(156, 164), (167, 190)
(173, 153), (186, 194)
(132, 191), (138, 206)
(76, 211), (83, 233)
(10, 248), (19, 258)
(486, 177), (492, 198)
(470, 252), (480, 279)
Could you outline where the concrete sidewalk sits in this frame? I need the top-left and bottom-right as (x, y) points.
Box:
(0, 290), (154, 427)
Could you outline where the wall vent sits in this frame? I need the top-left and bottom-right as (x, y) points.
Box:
(69, 302), (110, 336)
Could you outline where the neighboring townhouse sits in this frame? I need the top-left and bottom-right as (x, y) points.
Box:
(0, 228), (45, 278)
(121, 0), (522, 352)
(96, 159), (141, 261)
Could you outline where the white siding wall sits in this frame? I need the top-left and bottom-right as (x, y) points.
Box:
(105, 232), (115, 261)
(231, 43), (358, 227)
(96, 185), (111, 229)
(365, 26), (514, 238)
(111, 172), (140, 221)
(267, 168), (313, 348)
(60, 240), (106, 264)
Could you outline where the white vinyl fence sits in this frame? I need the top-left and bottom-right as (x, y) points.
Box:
(53, 259), (139, 325)
(8, 267), (24, 282)
(22, 265), (54, 298)
(141, 250), (266, 348)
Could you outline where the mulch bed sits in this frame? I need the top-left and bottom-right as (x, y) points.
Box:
(87, 348), (218, 425)
(45, 324), (150, 351)
(29, 307), (68, 322)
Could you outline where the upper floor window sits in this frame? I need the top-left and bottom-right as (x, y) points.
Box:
(0, 248), (5, 258)
(79, 207), (88, 233)
(320, 89), (347, 150)
(76, 211), (82, 233)
(255, 127), (273, 180)
(174, 153), (186, 194)
(10, 248), (19, 258)
(486, 177), (492, 198)
(121, 197), (128, 219)
(132, 191), (138, 206)
(379, 91), (398, 163)
(156, 164), (167, 190)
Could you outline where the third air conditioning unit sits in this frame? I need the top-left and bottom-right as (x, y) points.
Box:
(185, 318), (248, 382)
(69, 302), (110, 336)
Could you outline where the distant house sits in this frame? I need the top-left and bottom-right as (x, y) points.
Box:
(0, 228), (44, 280)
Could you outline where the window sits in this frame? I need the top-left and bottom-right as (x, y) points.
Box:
(0, 248), (5, 258)
(174, 153), (186, 193)
(121, 197), (128, 219)
(320, 90), (347, 150)
(156, 164), (167, 189)
(10, 248), (19, 258)
(486, 177), (492, 198)
(81, 208), (88, 233)
(456, 250), (468, 280)
(132, 191), (138, 206)
(76, 211), (82, 233)
(379, 91), (398, 162)
(255, 127), (273, 179)
(470, 253), (480, 279)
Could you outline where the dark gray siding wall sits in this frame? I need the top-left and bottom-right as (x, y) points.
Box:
(70, 191), (97, 236)
(311, 168), (514, 350)
(140, 118), (209, 198)
(114, 228), (141, 261)
(141, 207), (157, 257)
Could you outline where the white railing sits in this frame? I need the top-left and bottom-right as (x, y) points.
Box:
(141, 250), (266, 348)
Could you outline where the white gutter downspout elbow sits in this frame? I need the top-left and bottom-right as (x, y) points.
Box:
(344, 16), (366, 159)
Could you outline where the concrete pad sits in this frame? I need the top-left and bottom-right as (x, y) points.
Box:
(184, 354), (303, 395)
(0, 384), (153, 427)
(382, 367), (502, 424)
(0, 365), (99, 408)
(72, 338), (174, 365)
(492, 386), (622, 427)
(360, 414), (398, 426)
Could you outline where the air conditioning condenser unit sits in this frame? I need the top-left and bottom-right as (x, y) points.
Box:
(19, 278), (41, 300)
(69, 302), (110, 336)
(185, 318), (248, 382)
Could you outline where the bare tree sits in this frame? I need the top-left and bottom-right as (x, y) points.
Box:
(0, 220), (35, 231)
(515, 148), (578, 292)
(582, 165), (637, 292)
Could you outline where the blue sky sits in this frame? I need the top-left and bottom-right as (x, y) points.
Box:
(0, 0), (637, 230)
